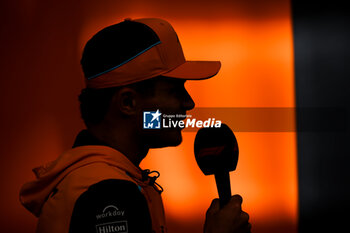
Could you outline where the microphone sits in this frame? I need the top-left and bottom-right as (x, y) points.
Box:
(194, 123), (239, 208)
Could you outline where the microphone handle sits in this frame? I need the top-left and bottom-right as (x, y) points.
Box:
(214, 171), (232, 208)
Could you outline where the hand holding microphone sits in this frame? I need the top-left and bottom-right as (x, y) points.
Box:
(195, 124), (251, 233)
(204, 195), (251, 233)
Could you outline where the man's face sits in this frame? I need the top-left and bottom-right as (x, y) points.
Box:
(139, 77), (195, 148)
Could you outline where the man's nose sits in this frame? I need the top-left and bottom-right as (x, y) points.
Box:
(182, 90), (195, 111)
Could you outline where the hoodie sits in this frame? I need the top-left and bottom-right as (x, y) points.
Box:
(19, 145), (166, 233)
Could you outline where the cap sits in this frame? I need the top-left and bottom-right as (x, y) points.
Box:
(81, 18), (221, 89)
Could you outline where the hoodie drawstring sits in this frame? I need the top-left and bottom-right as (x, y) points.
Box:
(141, 169), (164, 193)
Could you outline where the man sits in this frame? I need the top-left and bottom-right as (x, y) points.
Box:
(20, 18), (251, 233)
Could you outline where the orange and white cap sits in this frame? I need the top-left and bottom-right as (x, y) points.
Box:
(81, 18), (221, 89)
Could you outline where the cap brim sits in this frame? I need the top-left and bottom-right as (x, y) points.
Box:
(161, 61), (221, 80)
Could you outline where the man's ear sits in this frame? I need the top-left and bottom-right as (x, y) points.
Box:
(113, 87), (138, 115)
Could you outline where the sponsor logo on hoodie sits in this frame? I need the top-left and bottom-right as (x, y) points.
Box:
(96, 221), (128, 233)
(96, 205), (125, 220)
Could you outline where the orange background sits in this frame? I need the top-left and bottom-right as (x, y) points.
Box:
(0, 0), (297, 232)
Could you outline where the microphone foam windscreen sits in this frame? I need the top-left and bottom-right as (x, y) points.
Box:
(194, 124), (239, 175)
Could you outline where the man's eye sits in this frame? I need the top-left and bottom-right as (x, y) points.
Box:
(166, 82), (185, 95)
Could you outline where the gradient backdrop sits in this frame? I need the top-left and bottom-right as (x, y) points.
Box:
(0, 0), (346, 233)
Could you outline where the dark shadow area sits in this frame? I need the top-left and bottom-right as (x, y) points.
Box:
(292, 1), (349, 232)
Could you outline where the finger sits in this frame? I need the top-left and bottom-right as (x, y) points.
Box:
(231, 194), (243, 205)
(236, 211), (250, 229)
(240, 211), (250, 223)
(206, 198), (220, 216)
(222, 194), (243, 214)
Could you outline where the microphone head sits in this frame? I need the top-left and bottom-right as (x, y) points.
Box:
(194, 123), (239, 175)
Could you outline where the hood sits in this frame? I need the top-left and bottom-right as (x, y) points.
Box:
(19, 145), (143, 217)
